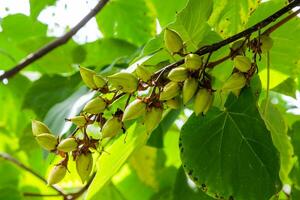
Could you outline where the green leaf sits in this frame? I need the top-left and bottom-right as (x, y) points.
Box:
(261, 100), (294, 182)
(180, 88), (281, 200)
(0, 187), (22, 200)
(86, 123), (148, 200)
(272, 78), (297, 98)
(291, 121), (300, 160)
(174, 167), (215, 200)
(89, 183), (126, 200)
(96, 0), (156, 45)
(30, 0), (56, 19)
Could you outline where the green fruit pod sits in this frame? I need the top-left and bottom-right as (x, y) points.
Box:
(47, 164), (67, 185)
(144, 107), (163, 133)
(164, 28), (184, 54)
(69, 116), (87, 127)
(165, 98), (180, 109)
(203, 93), (213, 114)
(231, 40), (246, 54)
(184, 54), (203, 70)
(260, 35), (273, 53)
(102, 117), (122, 138)
(194, 88), (211, 116)
(183, 78), (198, 105)
(159, 82), (180, 101)
(83, 97), (107, 114)
(222, 73), (246, 93)
(93, 74), (106, 88)
(32, 120), (51, 136)
(79, 67), (97, 89)
(57, 138), (78, 152)
(76, 152), (93, 183)
(233, 55), (252, 72)
(122, 99), (146, 121)
(167, 67), (188, 82)
(136, 65), (152, 82)
(35, 133), (58, 151)
(107, 72), (138, 93)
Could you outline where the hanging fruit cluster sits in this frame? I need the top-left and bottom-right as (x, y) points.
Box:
(32, 27), (273, 185)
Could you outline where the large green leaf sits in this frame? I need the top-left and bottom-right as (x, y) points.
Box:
(180, 88), (281, 200)
(86, 123), (148, 200)
(261, 100), (294, 182)
(96, 0), (156, 45)
(30, 0), (56, 19)
(291, 121), (300, 160)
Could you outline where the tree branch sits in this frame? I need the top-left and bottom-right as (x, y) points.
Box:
(153, 0), (300, 79)
(0, 0), (110, 81)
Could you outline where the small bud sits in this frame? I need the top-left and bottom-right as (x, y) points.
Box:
(136, 65), (152, 82)
(144, 107), (163, 133)
(93, 74), (106, 88)
(166, 98), (180, 109)
(194, 88), (212, 116)
(83, 97), (107, 114)
(159, 82), (180, 101)
(260, 35), (273, 53)
(107, 72), (138, 93)
(35, 133), (58, 151)
(164, 28), (184, 54)
(76, 152), (93, 183)
(57, 138), (78, 152)
(32, 120), (51, 136)
(233, 55), (251, 72)
(222, 73), (246, 94)
(79, 67), (97, 89)
(167, 67), (188, 82)
(183, 78), (198, 104)
(48, 164), (67, 185)
(184, 54), (202, 70)
(69, 116), (88, 127)
(102, 117), (122, 138)
(122, 99), (146, 121)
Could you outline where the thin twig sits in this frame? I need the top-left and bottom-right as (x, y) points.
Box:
(0, 0), (110, 81)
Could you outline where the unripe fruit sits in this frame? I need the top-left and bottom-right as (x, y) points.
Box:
(102, 117), (122, 138)
(69, 116), (87, 127)
(122, 99), (146, 121)
(47, 165), (67, 185)
(167, 67), (188, 82)
(83, 97), (107, 114)
(203, 93), (213, 114)
(107, 72), (138, 93)
(183, 78), (198, 104)
(159, 82), (180, 101)
(79, 67), (97, 89)
(57, 138), (78, 152)
(76, 152), (93, 183)
(35, 133), (57, 151)
(164, 28), (183, 54)
(231, 40), (246, 54)
(194, 88), (211, 116)
(260, 35), (273, 53)
(136, 65), (152, 82)
(32, 120), (51, 136)
(184, 54), (202, 70)
(144, 107), (163, 133)
(93, 74), (106, 88)
(222, 73), (246, 93)
(233, 55), (252, 72)
(166, 98), (180, 109)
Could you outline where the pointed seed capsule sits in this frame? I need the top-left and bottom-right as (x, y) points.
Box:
(102, 117), (123, 138)
(194, 88), (212, 116)
(136, 65), (152, 82)
(167, 67), (188, 82)
(69, 116), (88, 127)
(160, 82), (180, 101)
(35, 133), (58, 151)
(57, 138), (78, 152)
(83, 97), (107, 114)
(79, 67), (97, 89)
(122, 99), (146, 121)
(231, 40), (246, 55)
(185, 54), (203, 70)
(260, 35), (273, 53)
(107, 72), (138, 93)
(93, 74), (106, 88)
(164, 28), (184, 54)
(166, 98), (180, 109)
(76, 152), (93, 183)
(183, 78), (198, 104)
(203, 93), (213, 114)
(48, 164), (67, 185)
(32, 120), (51, 136)
(233, 55), (251, 72)
(222, 73), (246, 93)
(144, 107), (163, 133)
